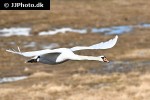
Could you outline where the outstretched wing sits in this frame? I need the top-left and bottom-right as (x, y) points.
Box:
(6, 49), (53, 57)
(70, 35), (118, 51)
(6, 48), (66, 57)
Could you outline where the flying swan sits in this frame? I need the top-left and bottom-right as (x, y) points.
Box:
(6, 35), (118, 65)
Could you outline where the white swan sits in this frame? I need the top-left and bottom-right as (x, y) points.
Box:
(6, 35), (118, 65)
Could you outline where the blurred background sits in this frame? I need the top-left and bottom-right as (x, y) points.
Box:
(0, 0), (150, 100)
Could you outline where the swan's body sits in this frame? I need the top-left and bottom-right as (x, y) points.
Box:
(6, 35), (118, 65)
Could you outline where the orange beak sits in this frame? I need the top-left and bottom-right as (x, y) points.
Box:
(103, 57), (109, 63)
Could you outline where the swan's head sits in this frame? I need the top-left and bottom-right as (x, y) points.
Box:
(99, 56), (109, 63)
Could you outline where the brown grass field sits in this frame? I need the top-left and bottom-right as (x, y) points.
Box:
(0, 0), (150, 100)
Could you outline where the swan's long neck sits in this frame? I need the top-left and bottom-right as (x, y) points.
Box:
(71, 54), (103, 61)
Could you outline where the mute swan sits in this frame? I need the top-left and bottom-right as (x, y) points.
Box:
(6, 35), (118, 65)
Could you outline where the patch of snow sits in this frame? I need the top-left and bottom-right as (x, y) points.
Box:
(91, 26), (133, 35)
(0, 76), (28, 83)
(0, 27), (31, 37)
(139, 23), (150, 28)
(39, 27), (87, 35)
(1, 23), (150, 37)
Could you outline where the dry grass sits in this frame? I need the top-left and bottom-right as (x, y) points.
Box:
(119, 48), (150, 60)
(0, 72), (150, 100)
(0, 0), (150, 33)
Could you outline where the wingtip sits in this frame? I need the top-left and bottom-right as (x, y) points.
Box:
(6, 49), (14, 53)
(17, 46), (21, 52)
(109, 35), (118, 48)
(6, 49), (11, 52)
(115, 35), (118, 39)
(114, 35), (118, 42)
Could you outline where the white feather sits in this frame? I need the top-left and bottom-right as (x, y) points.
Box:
(6, 48), (68, 57)
(71, 35), (118, 51)
(6, 49), (53, 57)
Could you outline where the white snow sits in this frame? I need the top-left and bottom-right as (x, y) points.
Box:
(0, 76), (28, 83)
(0, 23), (150, 37)
(0, 27), (31, 37)
(39, 27), (87, 35)
(91, 26), (133, 35)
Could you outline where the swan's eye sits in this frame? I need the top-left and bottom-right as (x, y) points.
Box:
(101, 57), (104, 59)
(38, 56), (40, 58)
